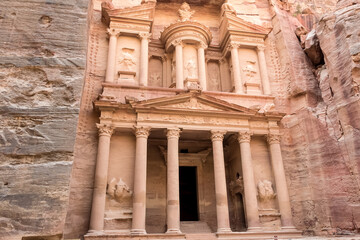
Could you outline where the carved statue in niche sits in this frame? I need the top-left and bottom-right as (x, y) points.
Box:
(242, 60), (258, 83)
(149, 72), (161, 86)
(208, 62), (221, 91)
(178, 2), (195, 22)
(185, 59), (197, 78)
(257, 179), (276, 201)
(107, 177), (133, 203)
(119, 48), (136, 71)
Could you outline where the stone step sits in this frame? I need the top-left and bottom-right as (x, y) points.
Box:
(180, 221), (212, 233)
(185, 233), (217, 240)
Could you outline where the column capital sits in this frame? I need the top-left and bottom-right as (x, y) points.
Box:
(267, 133), (281, 145)
(139, 32), (152, 40)
(134, 126), (151, 138)
(107, 28), (120, 37)
(96, 124), (114, 137)
(166, 128), (181, 139)
(172, 39), (184, 47)
(197, 42), (208, 50)
(229, 41), (240, 50)
(257, 45), (266, 52)
(211, 130), (227, 142)
(238, 131), (252, 143)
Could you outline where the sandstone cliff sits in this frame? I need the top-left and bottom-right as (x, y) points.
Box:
(0, 0), (88, 239)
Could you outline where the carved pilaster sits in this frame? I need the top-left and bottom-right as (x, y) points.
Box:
(167, 128), (181, 139)
(96, 124), (114, 137)
(210, 130), (226, 142)
(134, 126), (151, 138)
(267, 133), (281, 145)
(237, 131), (252, 143)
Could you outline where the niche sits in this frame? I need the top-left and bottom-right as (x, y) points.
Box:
(148, 57), (163, 87)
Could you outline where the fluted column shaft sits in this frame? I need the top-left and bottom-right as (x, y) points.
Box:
(131, 127), (151, 234)
(175, 40), (184, 89)
(166, 128), (181, 234)
(105, 29), (119, 83)
(89, 124), (114, 231)
(267, 134), (295, 229)
(257, 46), (271, 95)
(230, 43), (243, 94)
(139, 33), (151, 87)
(197, 43), (207, 90)
(238, 132), (261, 231)
(211, 131), (231, 233)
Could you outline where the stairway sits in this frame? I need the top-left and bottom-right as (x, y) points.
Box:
(180, 221), (213, 233)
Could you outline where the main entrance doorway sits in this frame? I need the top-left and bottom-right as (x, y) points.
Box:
(179, 166), (199, 221)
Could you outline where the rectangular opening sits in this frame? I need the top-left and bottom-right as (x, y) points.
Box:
(179, 166), (199, 221)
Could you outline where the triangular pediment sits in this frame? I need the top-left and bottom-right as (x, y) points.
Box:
(131, 92), (258, 115)
(225, 13), (269, 35)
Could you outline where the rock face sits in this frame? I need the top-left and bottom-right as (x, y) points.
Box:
(0, 0), (88, 239)
(272, 0), (360, 235)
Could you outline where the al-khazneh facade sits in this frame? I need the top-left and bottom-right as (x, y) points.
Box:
(84, 0), (302, 239)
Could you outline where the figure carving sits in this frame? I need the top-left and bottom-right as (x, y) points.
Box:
(107, 178), (133, 203)
(257, 180), (276, 201)
(119, 48), (136, 71)
(185, 59), (197, 78)
(149, 72), (161, 86)
(178, 2), (195, 22)
(221, 0), (236, 15)
(258, 103), (275, 114)
(242, 60), (258, 82)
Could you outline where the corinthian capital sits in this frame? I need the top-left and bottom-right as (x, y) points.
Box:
(139, 32), (152, 40)
(96, 124), (114, 137)
(229, 42), (240, 50)
(107, 28), (120, 37)
(172, 39), (183, 47)
(267, 133), (281, 145)
(210, 130), (227, 142)
(257, 45), (266, 52)
(166, 128), (181, 139)
(134, 126), (151, 138)
(237, 131), (252, 143)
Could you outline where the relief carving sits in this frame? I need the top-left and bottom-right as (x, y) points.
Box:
(119, 48), (136, 71)
(257, 180), (276, 201)
(221, 0), (237, 15)
(170, 98), (217, 110)
(107, 178), (133, 203)
(185, 59), (197, 78)
(242, 60), (258, 83)
(149, 72), (162, 86)
(178, 2), (195, 22)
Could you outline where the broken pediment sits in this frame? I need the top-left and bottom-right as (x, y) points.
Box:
(130, 92), (258, 115)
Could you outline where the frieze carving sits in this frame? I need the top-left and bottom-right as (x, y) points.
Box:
(166, 128), (181, 139)
(97, 124), (114, 137)
(119, 48), (136, 71)
(211, 130), (226, 141)
(238, 131), (252, 143)
(267, 133), (281, 144)
(178, 2), (195, 22)
(169, 98), (217, 111)
(107, 178), (133, 203)
(134, 126), (151, 138)
(257, 180), (276, 201)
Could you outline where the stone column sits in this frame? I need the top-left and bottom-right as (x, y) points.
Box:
(139, 33), (151, 87)
(131, 126), (151, 235)
(166, 128), (181, 234)
(230, 42), (243, 94)
(197, 42), (207, 90)
(174, 40), (184, 89)
(238, 131), (261, 231)
(166, 54), (172, 87)
(105, 28), (119, 83)
(162, 55), (168, 88)
(89, 124), (114, 232)
(257, 45), (271, 95)
(267, 134), (295, 229)
(211, 130), (232, 233)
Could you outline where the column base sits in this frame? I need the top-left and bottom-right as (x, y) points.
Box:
(247, 226), (262, 232)
(130, 229), (147, 235)
(166, 229), (182, 234)
(216, 228), (232, 233)
(281, 226), (298, 231)
(87, 230), (104, 235)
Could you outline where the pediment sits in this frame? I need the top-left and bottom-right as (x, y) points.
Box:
(131, 92), (258, 115)
(225, 13), (269, 35)
(102, 1), (156, 26)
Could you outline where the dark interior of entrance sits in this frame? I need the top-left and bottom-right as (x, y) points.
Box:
(179, 166), (199, 221)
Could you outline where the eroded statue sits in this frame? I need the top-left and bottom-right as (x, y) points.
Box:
(107, 178), (133, 203)
(178, 2), (195, 22)
(257, 179), (276, 201)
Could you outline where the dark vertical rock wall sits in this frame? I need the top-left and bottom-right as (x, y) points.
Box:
(0, 0), (89, 239)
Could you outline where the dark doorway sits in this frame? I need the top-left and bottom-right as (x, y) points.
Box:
(179, 166), (198, 221)
(235, 193), (247, 231)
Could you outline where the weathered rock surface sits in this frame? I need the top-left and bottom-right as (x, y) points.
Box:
(0, 0), (88, 239)
(303, 29), (324, 66)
